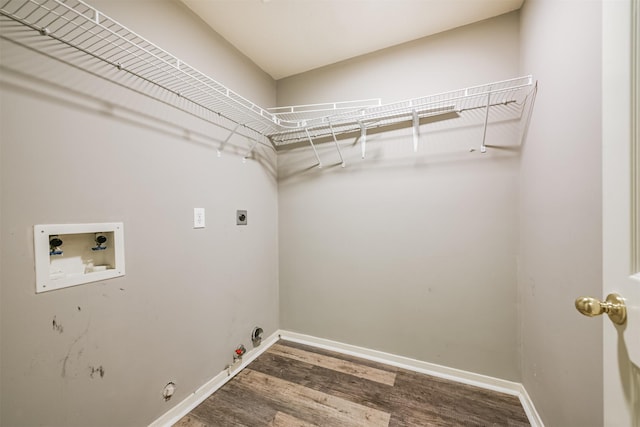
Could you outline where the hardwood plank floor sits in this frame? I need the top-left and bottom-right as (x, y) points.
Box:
(268, 343), (397, 386)
(175, 340), (530, 427)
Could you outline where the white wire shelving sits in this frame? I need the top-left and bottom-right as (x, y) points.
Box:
(0, 0), (535, 159)
(269, 76), (533, 144)
(0, 0), (295, 138)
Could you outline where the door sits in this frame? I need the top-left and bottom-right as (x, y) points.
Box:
(602, 0), (640, 425)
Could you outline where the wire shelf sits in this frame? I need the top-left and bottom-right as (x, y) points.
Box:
(0, 0), (534, 151)
(0, 0), (289, 138)
(269, 76), (534, 145)
(268, 99), (383, 122)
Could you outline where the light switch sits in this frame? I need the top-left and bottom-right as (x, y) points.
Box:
(194, 208), (205, 228)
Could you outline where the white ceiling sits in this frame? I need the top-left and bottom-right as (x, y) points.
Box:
(180, 0), (524, 80)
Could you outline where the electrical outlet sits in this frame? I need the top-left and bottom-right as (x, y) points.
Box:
(194, 208), (205, 228)
(236, 210), (247, 225)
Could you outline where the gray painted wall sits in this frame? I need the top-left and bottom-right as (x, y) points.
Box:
(277, 13), (523, 381)
(0, 0), (607, 425)
(0, 1), (278, 426)
(518, 1), (603, 426)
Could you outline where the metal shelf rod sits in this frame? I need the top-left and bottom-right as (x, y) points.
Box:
(481, 92), (492, 153)
(328, 122), (346, 168)
(304, 128), (323, 168)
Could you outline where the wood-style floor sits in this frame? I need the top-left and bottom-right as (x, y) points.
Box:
(174, 340), (530, 426)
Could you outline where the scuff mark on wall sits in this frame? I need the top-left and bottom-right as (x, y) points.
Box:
(89, 365), (105, 378)
(52, 316), (64, 334)
(60, 328), (88, 378)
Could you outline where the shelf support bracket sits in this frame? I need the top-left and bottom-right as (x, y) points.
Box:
(218, 123), (241, 157)
(359, 121), (367, 159)
(242, 138), (258, 162)
(481, 92), (491, 153)
(304, 128), (323, 168)
(412, 109), (419, 152)
(328, 121), (346, 168)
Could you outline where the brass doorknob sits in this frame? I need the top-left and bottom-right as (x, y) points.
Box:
(575, 293), (627, 325)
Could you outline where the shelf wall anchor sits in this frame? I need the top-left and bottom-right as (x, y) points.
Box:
(304, 128), (322, 168)
(328, 121), (346, 168)
(243, 138), (259, 162)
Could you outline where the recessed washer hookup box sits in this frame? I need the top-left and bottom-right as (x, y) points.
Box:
(33, 222), (125, 293)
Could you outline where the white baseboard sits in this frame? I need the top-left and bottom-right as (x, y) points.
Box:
(148, 330), (280, 427)
(517, 383), (545, 427)
(278, 330), (544, 427)
(150, 329), (544, 427)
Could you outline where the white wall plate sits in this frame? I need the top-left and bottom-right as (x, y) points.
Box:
(33, 222), (125, 293)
